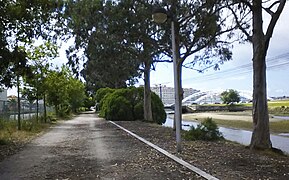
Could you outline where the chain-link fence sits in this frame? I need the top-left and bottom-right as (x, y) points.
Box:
(0, 100), (52, 120)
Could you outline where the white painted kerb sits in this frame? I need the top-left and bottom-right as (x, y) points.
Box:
(109, 121), (219, 180)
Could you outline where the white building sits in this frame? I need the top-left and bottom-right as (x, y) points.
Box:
(151, 86), (199, 105)
(0, 89), (7, 101)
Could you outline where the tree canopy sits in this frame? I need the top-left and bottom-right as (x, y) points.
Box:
(221, 89), (241, 104)
(45, 66), (86, 116)
(0, 0), (63, 87)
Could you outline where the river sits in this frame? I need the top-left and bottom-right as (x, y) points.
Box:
(163, 118), (289, 154)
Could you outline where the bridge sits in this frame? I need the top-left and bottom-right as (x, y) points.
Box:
(164, 90), (253, 107)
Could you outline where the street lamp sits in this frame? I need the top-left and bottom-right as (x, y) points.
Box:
(152, 8), (182, 153)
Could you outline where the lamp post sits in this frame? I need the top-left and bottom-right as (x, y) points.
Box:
(152, 8), (182, 153)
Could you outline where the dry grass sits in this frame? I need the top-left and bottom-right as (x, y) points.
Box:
(183, 116), (289, 133)
(0, 119), (51, 145)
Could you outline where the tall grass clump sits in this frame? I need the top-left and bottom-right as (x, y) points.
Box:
(184, 117), (223, 141)
(0, 116), (51, 145)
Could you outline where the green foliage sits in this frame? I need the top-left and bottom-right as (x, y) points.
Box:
(105, 95), (133, 121)
(83, 95), (95, 110)
(151, 92), (167, 124)
(221, 89), (241, 104)
(95, 88), (115, 102)
(99, 87), (166, 124)
(184, 118), (223, 141)
(268, 106), (289, 116)
(0, 117), (51, 145)
(0, 0), (64, 87)
(67, 77), (86, 112)
(45, 66), (86, 117)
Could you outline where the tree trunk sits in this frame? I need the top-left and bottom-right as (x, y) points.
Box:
(143, 60), (153, 122)
(17, 75), (21, 130)
(36, 96), (39, 123)
(250, 45), (272, 149)
(44, 93), (47, 123)
(250, 0), (271, 150)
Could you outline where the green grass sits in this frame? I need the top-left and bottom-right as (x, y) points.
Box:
(0, 117), (52, 145)
(184, 117), (289, 134)
(202, 100), (289, 108)
(268, 100), (289, 107)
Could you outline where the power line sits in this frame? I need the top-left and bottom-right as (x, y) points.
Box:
(182, 52), (289, 83)
(153, 52), (289, 85)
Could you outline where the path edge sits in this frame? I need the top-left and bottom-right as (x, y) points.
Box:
(109, 121), (219, 180)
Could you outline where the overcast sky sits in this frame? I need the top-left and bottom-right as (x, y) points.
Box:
(146, 3), (289, 97)
(8, 4), (289, 97)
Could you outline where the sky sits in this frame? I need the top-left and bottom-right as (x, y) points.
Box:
(146, 3), (289, 97)
(7, 3), (289, 97)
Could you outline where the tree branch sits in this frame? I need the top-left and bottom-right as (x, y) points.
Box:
(227, 5), (252, 42)
(263, 1), (281, 15)
(265, 0), (286, 43)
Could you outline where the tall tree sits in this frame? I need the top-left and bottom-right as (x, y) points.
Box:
(154, 0), (236, 132)
(45, 66), (85, 116)
(227, 0), (287, 150)
(221, 89), (241, 104)
(0, 0), (64, 87)
(64, 0), (162, 122)
(65, 0), (141, 91)
(111, 0), (164, 122)
(22, 41), (58, 122)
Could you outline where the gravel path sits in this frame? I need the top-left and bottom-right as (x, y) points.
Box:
(0, 112), (201, 180)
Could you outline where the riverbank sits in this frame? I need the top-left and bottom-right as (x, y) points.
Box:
(116, 121), (289, 179)
(181, 112), (289, 133)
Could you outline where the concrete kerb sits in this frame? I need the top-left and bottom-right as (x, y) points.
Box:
(109, 121), (219, 180)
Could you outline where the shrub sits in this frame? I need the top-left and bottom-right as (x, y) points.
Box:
(95, 88), (115, 102)
(97, 88), (116, 112)
(184, 118), (223, 141)
(134, 102), (144, 120)
(103, 92), (133, 121)
(151, 92), (167, 124)
(268, 106), (289, 115)
(99, 87), (166, 124)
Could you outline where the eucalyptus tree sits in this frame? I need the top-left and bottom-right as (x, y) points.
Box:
(109, 0), (165, 122)
(153, 0), (237, 130)
(225, 0), (287, 150)
(65, 0), (163, 122)
(0, 0), (64, 88)
(65, 0), (141, 91)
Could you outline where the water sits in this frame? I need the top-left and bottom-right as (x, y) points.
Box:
(272, 115), (289, 120)
(164, 118), (289, 154)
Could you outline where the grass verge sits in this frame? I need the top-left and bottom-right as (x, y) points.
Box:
(183, 116), (289, 134)
(0, 117), (52, 145)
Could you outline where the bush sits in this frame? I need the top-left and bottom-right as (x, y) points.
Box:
(151, 92), (167, 124)
(99, 87), (166, 124)
(95, 88), (115, 102)
(184, 118), (223, 141)
(268, 106), (289, 115)
(96, 88), (115, 112)
(105, 94), (133, 121)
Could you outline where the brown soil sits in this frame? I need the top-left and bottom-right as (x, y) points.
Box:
(116, 121), (289, 180)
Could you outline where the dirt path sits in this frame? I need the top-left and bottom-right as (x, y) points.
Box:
(0, 113), (200, 180)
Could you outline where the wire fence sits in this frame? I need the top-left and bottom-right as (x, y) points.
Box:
(0, 100), (53, 121)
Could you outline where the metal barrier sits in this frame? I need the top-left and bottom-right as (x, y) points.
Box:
(0, 100), (52, 120)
